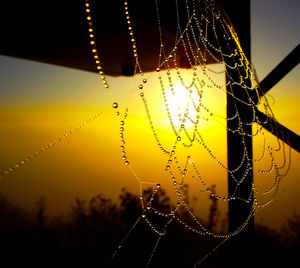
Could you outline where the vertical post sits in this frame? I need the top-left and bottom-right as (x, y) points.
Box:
(220, 0), (255, 266)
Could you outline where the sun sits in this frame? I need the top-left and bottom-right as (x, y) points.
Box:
(164, 83), (200, 128)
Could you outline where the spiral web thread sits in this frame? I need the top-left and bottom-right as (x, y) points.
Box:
(0, 0), (292, 266)
(83, 0), (292, 265)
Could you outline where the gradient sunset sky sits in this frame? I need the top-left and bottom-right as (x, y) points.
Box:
(0, 0), (299, 231)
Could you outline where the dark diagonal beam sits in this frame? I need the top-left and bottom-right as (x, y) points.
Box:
(256, 110), (300, 153)
(258, 43), (300, 97)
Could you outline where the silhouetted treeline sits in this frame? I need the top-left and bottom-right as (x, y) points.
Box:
(0, 186), (298, 268)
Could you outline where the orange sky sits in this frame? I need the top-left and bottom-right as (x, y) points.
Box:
(0, 0), (299, 231)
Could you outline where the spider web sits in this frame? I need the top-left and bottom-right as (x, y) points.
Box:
(80, 0), (292, 266)
(0, 0), (292, 266)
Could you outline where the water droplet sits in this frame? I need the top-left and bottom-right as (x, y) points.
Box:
(124, 161), (129, 166)
(112, 102), (118, 108)
(120, 121), (124, 125)
(138, 84), (143, 89)
(120, 127), (124, 132)
(156, 183), (161, 188)
(177, 136), (181, 141)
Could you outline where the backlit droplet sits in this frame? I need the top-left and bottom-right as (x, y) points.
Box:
(120, 127), (124, 132)
(168, 159), (172, 164)
(138, 84), (143, 89)
(166, 165), (170, 170)
(112, 102), (118, 108)
(120, 121), (124, 125)
(181, 124), (185, 129)
(142, 214), (146, 218)
(140, 92), (144, 97)
(122, 156), (127, 160)
(124, 161), (129, 166)
(143, 79), (147, 83)
(156, 184), (161, 188)
(120, 146), (124, 150)
(177, 136), (181, 141)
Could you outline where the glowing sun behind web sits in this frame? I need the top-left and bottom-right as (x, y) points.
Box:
(165, 83), (201, 128)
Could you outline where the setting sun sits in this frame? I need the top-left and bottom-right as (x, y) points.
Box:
(165, 83), (200, 128)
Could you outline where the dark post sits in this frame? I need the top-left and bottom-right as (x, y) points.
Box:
(218, 0), (255, 266)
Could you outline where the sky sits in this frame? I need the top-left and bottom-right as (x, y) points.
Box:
(0, 0), (299, 231)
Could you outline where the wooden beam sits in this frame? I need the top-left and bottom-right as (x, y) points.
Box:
(258, 43), (300, 97)
(0, 0), (219, 76)
(256, 110), (300, 153)
(219, 1), (255, 267)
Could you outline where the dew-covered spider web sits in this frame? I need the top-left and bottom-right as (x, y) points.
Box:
(80, 0), (292, 266)
(0, 0), (292, 266)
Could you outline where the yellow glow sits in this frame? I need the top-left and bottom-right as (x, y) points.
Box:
(165, 83), (200, 128)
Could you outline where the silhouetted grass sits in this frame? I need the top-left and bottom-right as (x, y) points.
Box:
(0, 186), (298, 268)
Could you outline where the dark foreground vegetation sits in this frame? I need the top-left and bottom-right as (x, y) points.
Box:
(0, 186), (298, 268)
